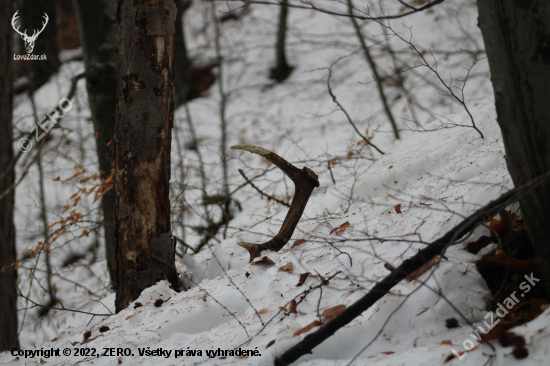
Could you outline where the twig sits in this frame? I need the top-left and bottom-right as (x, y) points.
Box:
(238, 168), (290, 207)
(327, 68), (385, 155)
(348, 0), (399, 139)
(209, 0), (446, 22)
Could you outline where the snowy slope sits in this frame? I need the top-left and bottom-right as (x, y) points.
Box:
(3, 1), (550, 365)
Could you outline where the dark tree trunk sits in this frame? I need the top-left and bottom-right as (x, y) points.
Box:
(115, 0), (179, 312)
(270, 0), (292, 82)
(0, 0), (19, 352)
(173, 0), (194, 107)
(477, 0), (550, 296)
(19, 0), (60, 93)
(72, 0), (118, 286)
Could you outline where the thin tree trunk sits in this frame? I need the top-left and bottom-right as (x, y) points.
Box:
(477, 0), (550, 297)
(72, 0), (118, 286)
(115, 0), (179, 312)
(271, 0), (291, 82)
(173, 0), (195, 107)
(0, 0), (19, 351)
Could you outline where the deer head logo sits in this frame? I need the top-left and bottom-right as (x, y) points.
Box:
(11, 11), (49, 54)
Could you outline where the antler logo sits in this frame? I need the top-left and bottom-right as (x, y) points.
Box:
(11, 11), (49, 54)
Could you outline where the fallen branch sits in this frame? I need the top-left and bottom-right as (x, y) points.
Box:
(274, 169), (550, 366)
(231, 145), (319, 261)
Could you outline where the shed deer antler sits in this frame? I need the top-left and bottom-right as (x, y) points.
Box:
(12, 11), (49, 53)
(231, 145), (319, 262)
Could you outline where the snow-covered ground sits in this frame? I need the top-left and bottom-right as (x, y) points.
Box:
(3, 0), (549, 365)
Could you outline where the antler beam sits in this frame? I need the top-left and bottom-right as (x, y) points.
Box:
(231, 145), (319, 262)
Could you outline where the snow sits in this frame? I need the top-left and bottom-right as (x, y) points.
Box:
(3, 1), (550, 365)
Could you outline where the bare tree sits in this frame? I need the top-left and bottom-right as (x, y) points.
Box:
(72, 0), (118, 285)
(114, 0), (180, 312)
(270, 0), (293, 82)
(478, 0), (550, 297)
(0, 0), (19, 351)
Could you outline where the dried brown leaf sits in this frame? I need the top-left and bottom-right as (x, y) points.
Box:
(292, 239), (307, 248)
(289, 299), (297, 314)
(252, 256), (275, 265)
(297, 272), (310, 286)
(278, 262), (293, 272)
(293, 320), (323, 337)
(321, 305), (346, 319)
(330, 221), (350, 235)
(395, 204), (402, 214)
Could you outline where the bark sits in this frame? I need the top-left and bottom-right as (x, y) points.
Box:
(115, 0), (179, 312)
(0, 0), (19, 351)
(19, 0), (60, 93)
(72, 0), (118, 285)
(477, 0), (550, 296)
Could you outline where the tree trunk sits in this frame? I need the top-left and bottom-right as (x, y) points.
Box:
(0, 0), (19, 351)
(270, 0), (292, 82)
(72, 0), (118, 286)
(173, 0), (194, 107)
(115, 0), (179, 312)
(477, 0), (550, 296)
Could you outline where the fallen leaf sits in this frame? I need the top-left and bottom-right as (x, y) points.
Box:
(99, 326), (110, 333)
(50, 337), (58, 342)
(257, 308), (268, 314)
(266, 340), (276, 349)
(293, 320), (323, 337)
(330, 221), (350, 235)
(125, 315), (134, 320)
(52, 176), (60, 182)
(278, 262), (293, 272)
(67, 263), (72, 270)
(406, 255), (439, 282)
(490, 218), (506, 235)
(279, 307), (288, 312)
(395, 204), (402, 214)
(440, 340), (453, 345)
(292, 239), (306, 248)
(40, 358), (47, 364)
(252, 256), (275, 265)
(289, 299), (297, 314)
(83, 330), (91, 339)
(381, 351), (394, 355)
(297, 272), (310, 286)
(321, 305), (346, 319)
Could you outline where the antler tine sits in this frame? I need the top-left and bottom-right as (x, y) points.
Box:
(11, 11), (26, 37)
(36, 13), (49, 36)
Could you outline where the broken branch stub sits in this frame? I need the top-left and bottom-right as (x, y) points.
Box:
(231, 145), (319, 262)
